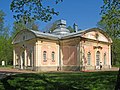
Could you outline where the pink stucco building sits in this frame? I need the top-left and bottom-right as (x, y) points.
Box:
(12, 20), (112, 71)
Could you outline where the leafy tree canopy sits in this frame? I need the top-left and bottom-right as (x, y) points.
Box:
(0, 10), (6, 35)
(0, 10), (13, 65)
(12, 20), (39, 38)
(44, 20), (75, 33)
(99, 0), (120, 38)
(98, 0), (120, 66)
(44, 20), (58, 32)
(10, 0), (63, 24)
(67, 26), (75, 33)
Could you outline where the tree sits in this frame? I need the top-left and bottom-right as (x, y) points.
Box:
(12, 19), (39, 38)
(0, 10), (13, 65)
(98, 0), (120, 66)
(44, 20), (75, 33)
(10, 0), (63, 24)
(26, 20), (39, 31)
(49, 21), (57, 32)
(0, 10), (5, 35)
(44, 21), (58, 32)
(100, 0), (120, 38)
(0, 35), (13, 65)
(12, 22), (26, 38)
(67, 26), (75, 33)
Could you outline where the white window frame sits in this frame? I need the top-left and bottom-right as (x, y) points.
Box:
(43, 51), (47, 62)
(96, 51), (100, 66)
(87, 52), (91, 65)
(51, 51), (55, 62)
(104, 53), (106, 65)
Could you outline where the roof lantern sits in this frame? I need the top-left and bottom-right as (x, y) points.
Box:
(52, 19), (70, 35)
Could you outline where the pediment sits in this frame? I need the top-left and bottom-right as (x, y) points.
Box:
(12, 30), (36, 44)
(81, 29), (112, 43)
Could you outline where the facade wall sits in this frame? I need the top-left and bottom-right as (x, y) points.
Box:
(13, 37), (59, 71)
(60, 38), (80, 71)
(35, 39), (59, 71)
(62, 46), (77, 65)
(80, 39), (111, 70)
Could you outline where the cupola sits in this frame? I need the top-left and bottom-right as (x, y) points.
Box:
(52, 20), (70, 35)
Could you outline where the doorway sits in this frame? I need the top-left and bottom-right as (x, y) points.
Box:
(96, 51), (100, 69)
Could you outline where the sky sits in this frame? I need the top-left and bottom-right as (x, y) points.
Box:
(0, 0), (104, 31)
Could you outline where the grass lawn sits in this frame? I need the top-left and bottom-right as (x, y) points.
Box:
(0, 65), (13, 69)
(0, 71), (118, 90)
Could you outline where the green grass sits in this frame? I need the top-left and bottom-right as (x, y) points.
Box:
(0, 65), (13, 69)
(0, 71), (118, 90)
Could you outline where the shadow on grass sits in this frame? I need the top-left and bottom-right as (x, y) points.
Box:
(0, 71), (118, 90)
(1, 76), (16, 90)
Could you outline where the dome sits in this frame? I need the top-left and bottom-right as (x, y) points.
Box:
(52, 20), (70, 35)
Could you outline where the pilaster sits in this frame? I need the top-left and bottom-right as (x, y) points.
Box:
(109, 45), (111, 68)
(13, 48), (16, 68)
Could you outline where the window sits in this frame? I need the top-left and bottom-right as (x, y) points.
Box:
(87, 52), (91, 65)
(104, 53), (106, 65)
(52, 51), (55, 61)
(43, 51), (47, 62)
(23, 36), (25, 40)
(96, 51), (100, 66)
(95, 33), (99, 39)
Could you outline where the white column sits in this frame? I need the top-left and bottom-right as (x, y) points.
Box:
(24, 49), (27, 69)
(13, 48), (16, 68)
(31, 47), (34, 69)
(109, 45), (111, 68)
(20, 54), (23, 69)
(39, 45), (42, 66)
(79, 42), (82, 66)
(35, 41), (41, 67)
(33, 41), (38, 70)
(60, 46), (63, 66)
(77, 44), (80, 66)
(59, 41), (62, 70)
(57, 45), (59, 66)
(33, 45), (36, 68)
(36, 43), (39, 67)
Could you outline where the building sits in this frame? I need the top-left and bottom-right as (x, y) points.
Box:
(12, 20), (112, 71)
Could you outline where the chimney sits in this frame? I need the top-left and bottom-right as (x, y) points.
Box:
(73, 23), (78, 32)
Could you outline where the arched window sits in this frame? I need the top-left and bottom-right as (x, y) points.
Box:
(104, 53), (106, 65)
(43, 51), (47, 62)
(23, 36), (25, 40)
(52, 51), (55, 61)
(87, 52), (91, 65)
(96, 51), (100, 66)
